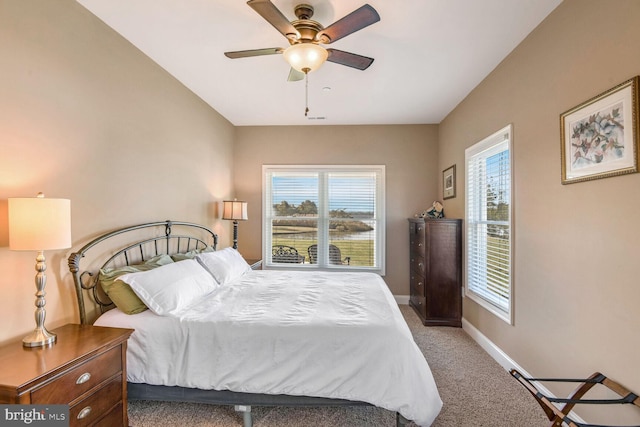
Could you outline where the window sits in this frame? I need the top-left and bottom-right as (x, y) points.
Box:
(263, 165), (385, 274)
(465, 125), (513, 324)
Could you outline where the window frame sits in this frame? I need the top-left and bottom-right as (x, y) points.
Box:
(464, 124), (514, 324)
(262, 165), (385, 275)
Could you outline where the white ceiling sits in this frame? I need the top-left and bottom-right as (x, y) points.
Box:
(76, 0), (562, 126)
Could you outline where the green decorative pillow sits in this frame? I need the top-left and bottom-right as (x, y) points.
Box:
(170, 245), (215, 261)
(99, 254), (174, 314)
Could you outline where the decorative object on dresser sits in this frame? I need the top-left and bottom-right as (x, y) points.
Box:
(222, 199), (248, 249)
(0, 324), (133, 427)
(8, 193), (72, 347)
(419, 201), (444, 219)
(408, 218), (462, 327)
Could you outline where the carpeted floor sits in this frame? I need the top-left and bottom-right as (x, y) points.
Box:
(127, 305), (548, 426)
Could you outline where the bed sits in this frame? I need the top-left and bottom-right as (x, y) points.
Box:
(68, 220), (442, 426)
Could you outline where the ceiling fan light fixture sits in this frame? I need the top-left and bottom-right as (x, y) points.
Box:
(283, 43), (328, 73)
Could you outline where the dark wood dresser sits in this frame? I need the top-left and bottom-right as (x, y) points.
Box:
(408, 218), (462, 327)
(0, 324), (133, 426)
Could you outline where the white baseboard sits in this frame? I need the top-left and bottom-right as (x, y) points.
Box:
(394, 297), (585, 422)
(395, 295), (410, 305)
(461, 318), (586, 424)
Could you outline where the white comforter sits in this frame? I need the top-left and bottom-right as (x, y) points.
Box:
(95, 270), (442, 425)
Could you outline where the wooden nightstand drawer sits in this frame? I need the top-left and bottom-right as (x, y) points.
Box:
(31, 345), (121, 404)
(0, 325), (132, 427)
(93, 402), (124, 427)
(70, 375), (122, 427)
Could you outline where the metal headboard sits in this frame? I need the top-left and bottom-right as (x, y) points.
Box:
(68, 220), (218, 325)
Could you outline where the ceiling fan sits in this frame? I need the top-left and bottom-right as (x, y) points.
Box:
(224, 0), (381, 82)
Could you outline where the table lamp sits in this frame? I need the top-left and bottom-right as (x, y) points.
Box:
(8, 193), (71, 347)
(222, 200), (248, 250)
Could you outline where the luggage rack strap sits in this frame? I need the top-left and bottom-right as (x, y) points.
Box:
(510, 369), (640, 427)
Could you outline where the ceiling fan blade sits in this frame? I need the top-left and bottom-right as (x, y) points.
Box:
(326, 49), (374, 70)
(224, 47), (284, 59)
(247, 0), (300, 41)
(287, 68), (305, 82)
(316, 4), (380, 44)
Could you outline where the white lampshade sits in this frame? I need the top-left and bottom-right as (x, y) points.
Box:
(9, 196), (72, 251)
(222, 200), (248, 221)
(283, 43), (328, 73)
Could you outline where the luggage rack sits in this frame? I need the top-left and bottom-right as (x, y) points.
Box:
(511, 369), (640, 427)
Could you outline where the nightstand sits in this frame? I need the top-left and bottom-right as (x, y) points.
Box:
(0, 324), (133, 427)
(246, 259), (263, 270)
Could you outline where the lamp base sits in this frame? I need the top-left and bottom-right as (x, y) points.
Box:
(23, 328), (57, 348)
(232, 220), (239, 250)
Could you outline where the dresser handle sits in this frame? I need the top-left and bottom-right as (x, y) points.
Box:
(418, 282), (423, 287)
(418, 263), (423, 268)
(418, 243), (422, 247)
(76, 372), (91, 384)
(77, 406), (92, 419)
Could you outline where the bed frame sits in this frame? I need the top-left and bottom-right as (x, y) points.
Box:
(68, 220), (409, 427)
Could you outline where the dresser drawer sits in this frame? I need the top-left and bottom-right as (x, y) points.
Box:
(70, 375), (122, 427)
(31, 346), (121, 404)
(409, 223), (425, 255)
(410, 254), (425, 275)
(409, 220), (425, 236)
(410, 272), (426, 297)
(410, 239), (425, 258)
(410, 294), (427, 318)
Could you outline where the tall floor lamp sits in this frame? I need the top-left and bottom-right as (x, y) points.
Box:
(8, 193), (71, 347)
(222, 200), (248, 250)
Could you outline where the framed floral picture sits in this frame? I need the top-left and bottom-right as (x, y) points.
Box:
(443, 164), (456, 199)
(560, 76), (639, 184)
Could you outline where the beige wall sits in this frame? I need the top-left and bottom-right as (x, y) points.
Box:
(234, 125), (439, 295)
(0, 0), (236, 344)
(3, 0), (639, 422)
(439, 0), (640, 422)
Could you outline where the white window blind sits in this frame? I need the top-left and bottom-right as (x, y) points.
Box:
(465, 125), (513, 324)
(263, 165), (385, 274)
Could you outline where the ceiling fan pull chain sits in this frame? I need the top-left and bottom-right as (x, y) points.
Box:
(304, 68), (309, 117)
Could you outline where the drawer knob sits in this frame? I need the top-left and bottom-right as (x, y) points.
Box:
(418, 263), (423, 268)
(418, 243), (422, 247)
(418, 282), (423, 287)
(77, 406), (92, 420)
(76, 372), (91, 384)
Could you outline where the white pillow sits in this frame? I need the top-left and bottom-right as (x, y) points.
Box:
(118, 259), (218, 316)
(196, 248), (251, 285)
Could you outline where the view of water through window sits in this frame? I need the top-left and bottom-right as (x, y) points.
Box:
(267, 169), (382, 268)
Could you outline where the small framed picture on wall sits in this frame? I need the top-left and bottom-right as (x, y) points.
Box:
(443, 165), (456, 199)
